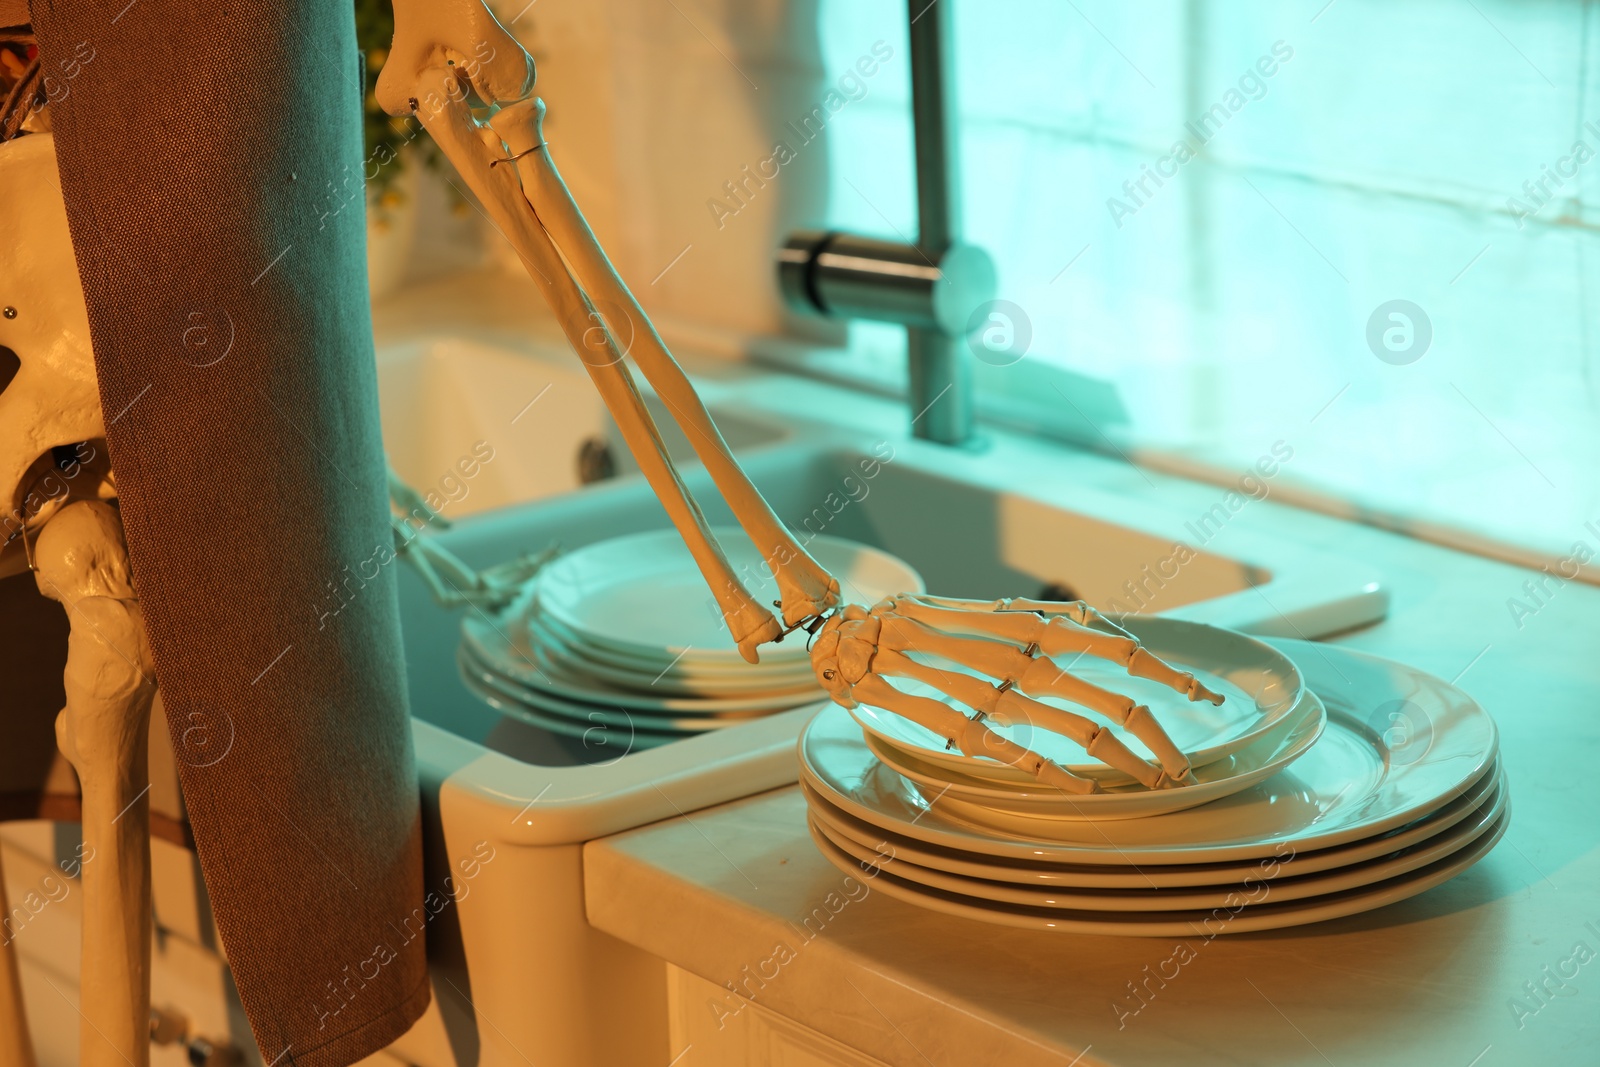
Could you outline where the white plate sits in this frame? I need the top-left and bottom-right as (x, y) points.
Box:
(463, 614), (822, 714)
(535, 528), (923, 664)
(863, 691), (1324, 820)
(530, 616), (822, 697)
(457, 662), (684, 749)
(798, 640), (1498, 865)
(458, 648), (719, 734)
(806, 804), (1508, 936)
(810, 770), (1505, 911)
(859, 686), (1316, 792)
(801, 759), (1502, 888)
(457, 645), (793, 730)
(529, 611), (822, 682)
(850, 616), (1304, 782)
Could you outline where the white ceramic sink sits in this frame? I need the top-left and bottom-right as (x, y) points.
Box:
(378, 336), (788, 512)
(383, 336), (1388, 1067)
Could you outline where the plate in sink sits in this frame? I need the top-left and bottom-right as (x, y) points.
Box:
(849, 616), (1304, 783)
(529, 611), (820, 680)
(528, 611), (820, 695)
(457, 644), (794, 730)
(533, 527), (923, 665)
(457, 661), (687, 747)
(462, 616), (826, 713)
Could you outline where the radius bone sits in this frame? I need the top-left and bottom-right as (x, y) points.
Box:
(405, 84), (784, 659)
(489, 97), (842, 628)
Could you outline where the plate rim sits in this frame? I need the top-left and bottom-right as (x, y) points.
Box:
(463, 617), (824, 713)
(799, 758), (1503, 887)
(536, 527), (924, 662)
(809, 770), (1506, 911)
(804, 803), (1508, 935)
(457, 644), (801, 730)
(866, 692), (1326, 820)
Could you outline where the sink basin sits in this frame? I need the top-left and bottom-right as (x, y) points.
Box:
(383, 337), (1389, 1067)
(378, 337), (788, 515)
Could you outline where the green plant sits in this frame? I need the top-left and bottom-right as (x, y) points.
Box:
(354, 0), (440, 209)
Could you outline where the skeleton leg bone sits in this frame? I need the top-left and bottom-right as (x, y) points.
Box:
(409, 84), (780, 658)
(32, 501), (154, 1067)
(489, 97), (841, 627)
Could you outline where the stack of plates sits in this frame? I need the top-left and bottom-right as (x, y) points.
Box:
(801, 632), (1505, 935)
(458, 527), (923, 747)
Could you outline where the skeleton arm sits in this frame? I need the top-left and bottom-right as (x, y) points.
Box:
(490, 97), (841, 629)
(390, 80), (787, 658)
(370, 1), (793, 650)
(378, 29), (1220, 789)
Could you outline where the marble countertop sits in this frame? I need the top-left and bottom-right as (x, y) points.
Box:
(583, 438), (1600, 1066)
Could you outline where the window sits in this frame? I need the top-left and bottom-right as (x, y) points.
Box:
(812, 0), (1599, 568)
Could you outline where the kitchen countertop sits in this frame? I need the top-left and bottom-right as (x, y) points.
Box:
(583, 438), (1600, 1066)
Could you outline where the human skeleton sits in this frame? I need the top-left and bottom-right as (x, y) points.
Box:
(0, 4), (1219, 1065)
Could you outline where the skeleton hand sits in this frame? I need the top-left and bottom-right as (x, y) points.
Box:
(387, 463), (554, 611)
(376, 0), (535, 116)
(811, 596), (1224, 794)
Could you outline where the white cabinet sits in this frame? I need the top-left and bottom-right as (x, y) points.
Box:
(666, 965), (891, 1067)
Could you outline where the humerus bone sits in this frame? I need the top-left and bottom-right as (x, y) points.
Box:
(32, 501), (155, 1067)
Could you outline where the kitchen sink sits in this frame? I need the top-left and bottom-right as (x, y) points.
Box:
(378, 336), (789, 514)
(400, 442), (1382, 770)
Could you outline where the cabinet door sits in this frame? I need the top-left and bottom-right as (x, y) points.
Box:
(667, 964), (891, 1067)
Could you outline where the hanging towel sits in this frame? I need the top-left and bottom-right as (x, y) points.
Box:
(27, 0), (429, 1063)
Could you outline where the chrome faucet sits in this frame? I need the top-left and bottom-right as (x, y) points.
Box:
(777, 0), (994, 446)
